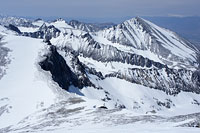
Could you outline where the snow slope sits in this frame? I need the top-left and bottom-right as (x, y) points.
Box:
(34, 124), (200, 133)
(0, 35), (57, 127)
(89, 77), (200, 115)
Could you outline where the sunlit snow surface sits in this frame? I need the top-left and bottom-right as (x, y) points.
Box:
(0, 19), (200, 133)
(18, 27), (39, 32)
(0, 35), (56, 128)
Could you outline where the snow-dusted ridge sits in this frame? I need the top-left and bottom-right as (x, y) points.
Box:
(98, 17), (199, 69)
(0, 16), (200, 132)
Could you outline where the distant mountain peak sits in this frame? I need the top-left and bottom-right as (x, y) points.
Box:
(53, 18), (66, 23)
(69, 19), (115, 32)
(34, 18), (43, 22)
(39, 23), (47, 30)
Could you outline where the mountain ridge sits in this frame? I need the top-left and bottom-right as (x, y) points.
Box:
(0, 15), (200, 132)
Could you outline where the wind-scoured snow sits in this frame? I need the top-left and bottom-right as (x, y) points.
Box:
(0, 35), (57, 127)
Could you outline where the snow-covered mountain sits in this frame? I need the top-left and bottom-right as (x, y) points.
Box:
(69, 20), (115, 32)
(98, 17), (199, 69)
(0, 15), (34, 27)
(0, 16), (200, 132)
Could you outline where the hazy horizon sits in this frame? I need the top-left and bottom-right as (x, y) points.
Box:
(0, 0), (200, 23)
(1, 13), (200, 24)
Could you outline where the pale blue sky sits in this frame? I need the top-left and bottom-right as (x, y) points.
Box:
(0, 0), (199, 20)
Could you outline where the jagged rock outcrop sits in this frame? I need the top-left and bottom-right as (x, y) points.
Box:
(192, 70), (200, 87)
(39, 43), (94, 90)
(69, 20), (115, 32)
(22, 24), (60, 40)
(0, 35), (10, 80)
(5, 24), (21, 34)
(105, 68), (200, 95)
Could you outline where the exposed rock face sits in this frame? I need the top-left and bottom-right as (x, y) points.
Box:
(39, 43), (94, 90)
(39, 45), (74, 90)
(22, 24), (60, 40)
(0, 35), (10, 80)
(69, 20), (115, 32)
(106, 68), (200, 95)
(192, 70), (200, 87)
(5, 24), (21, 34)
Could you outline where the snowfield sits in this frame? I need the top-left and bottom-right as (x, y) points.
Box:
(0, 17), (200, 133)
(18, 26), (39, 32)
(0, 35), (57, 128)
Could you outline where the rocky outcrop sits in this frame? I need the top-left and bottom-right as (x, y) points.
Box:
(0, 35), (10, 80)
(39, 43), (94, 90)
(69, 20), (115, 32)
(192, 70), (200, 87)
(105, 68), (200, 95)
(5, 24), (21, 34)
(22, 24), (60, 40)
